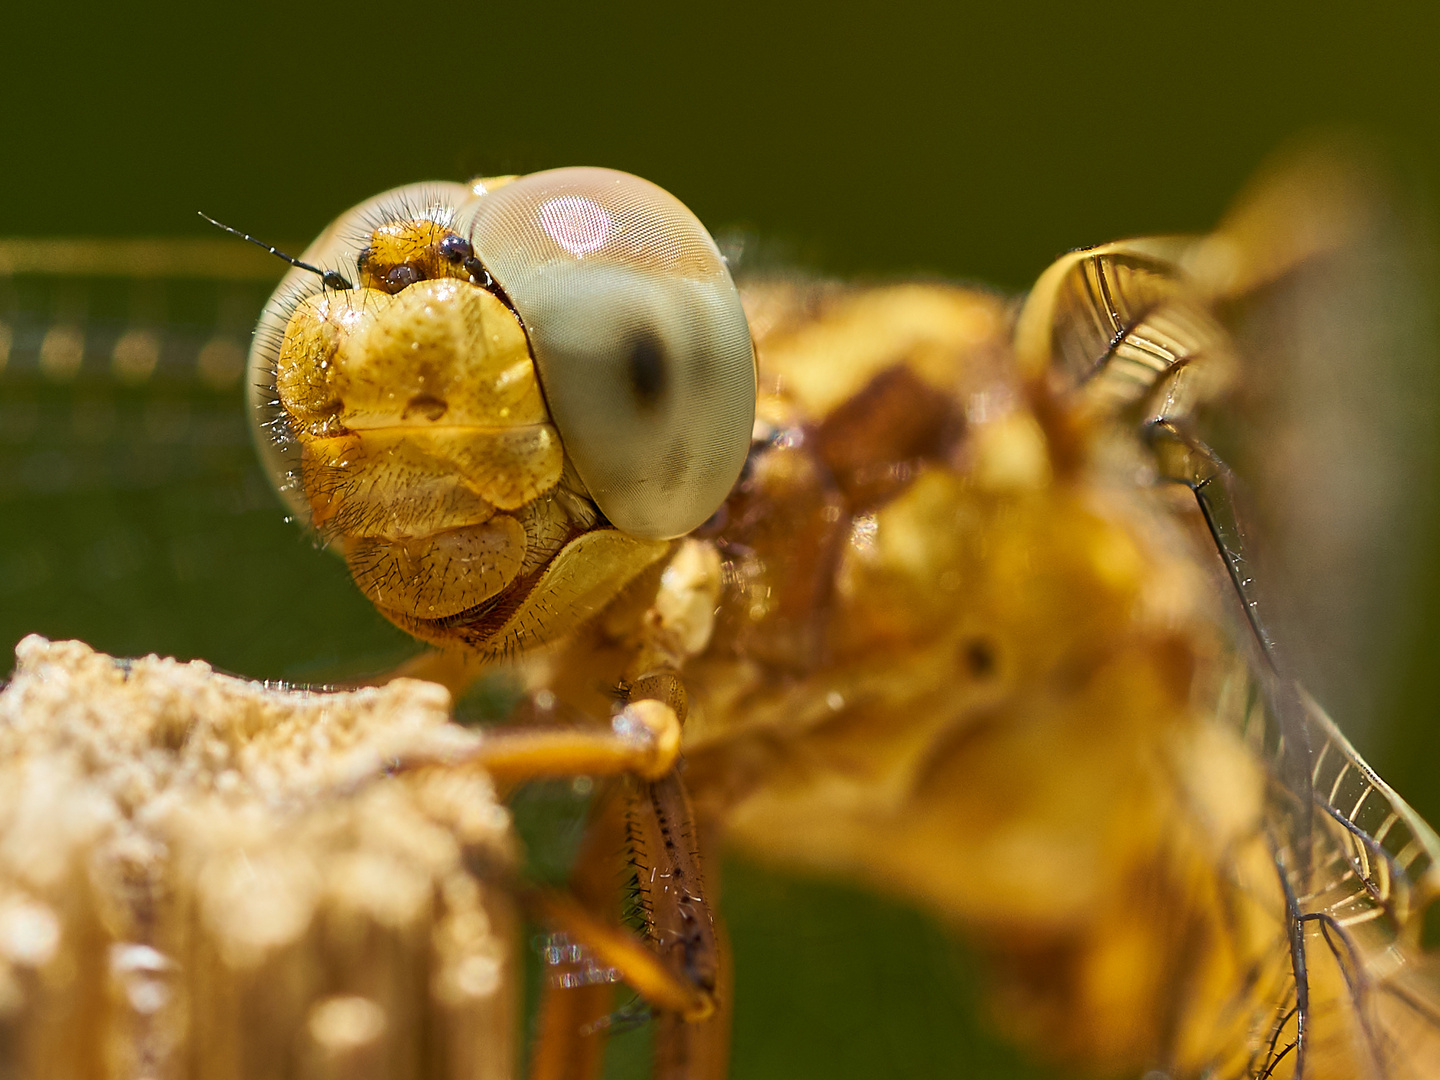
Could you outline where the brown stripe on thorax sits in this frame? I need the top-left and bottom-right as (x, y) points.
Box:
(704, 281), (1015, 672)
(812, 363), (965, 511)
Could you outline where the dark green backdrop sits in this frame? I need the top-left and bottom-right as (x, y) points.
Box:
(3, 3), (1439, 1077)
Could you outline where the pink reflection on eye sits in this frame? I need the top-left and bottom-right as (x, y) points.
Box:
(539, 195), (612, 256)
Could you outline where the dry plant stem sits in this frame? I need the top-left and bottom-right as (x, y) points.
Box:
(0, 636), (516, 1080)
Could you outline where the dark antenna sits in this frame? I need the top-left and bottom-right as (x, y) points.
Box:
(197, 212), (353, 290)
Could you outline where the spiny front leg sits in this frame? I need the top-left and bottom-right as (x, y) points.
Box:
(392, 677), (723, 1080)
(528, 542), (730, 1080)
(627, 764), (729, 1080)
(520, 701), (727, 1080)
(610, 669), (729, 1078)
(622, 673), (721, 1020)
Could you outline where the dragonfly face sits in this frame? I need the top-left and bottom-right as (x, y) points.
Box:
(248, 169), (755, 655)
(3, 151), (1439, 1080)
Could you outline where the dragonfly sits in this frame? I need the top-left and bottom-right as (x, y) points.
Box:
(1, 148), (1438, 1080)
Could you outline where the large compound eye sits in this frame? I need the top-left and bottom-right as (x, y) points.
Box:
(456, 167), (756, 540)
(247, 181), (472, 520)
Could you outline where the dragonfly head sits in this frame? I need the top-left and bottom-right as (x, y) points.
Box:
(247, 169), (755, 654)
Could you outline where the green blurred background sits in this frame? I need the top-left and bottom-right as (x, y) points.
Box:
(4, 2), (1440, 1076)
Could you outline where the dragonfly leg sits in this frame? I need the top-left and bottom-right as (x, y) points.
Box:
(618, 670), (729, 1079)
(389, 695), (681, 790)
(529, 789), (629, 1080)
(523, 778), (726, 1080)
(471, 699), (682, 788)
(528, 878), (714, 1021)
(404, 544), (727, 1077)
(434, 664), (722, 1078)
(525, 768), (728, 1080)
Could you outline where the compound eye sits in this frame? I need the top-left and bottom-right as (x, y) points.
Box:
(456, 167), (756, 540)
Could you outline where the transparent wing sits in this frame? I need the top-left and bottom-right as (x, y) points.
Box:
(1215, 663), (1440, 1079)
(0, 239), (289, 666)
(1015, 143), (1440, 1078)
(1191, 143), (1440, 746)
(1017, 145), (1440, 745)
(0, 238), (282, 499)
(0, 238), (281, 388)
(1197, 152), (1440, 1076)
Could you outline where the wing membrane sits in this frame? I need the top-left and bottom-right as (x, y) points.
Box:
(1197, 143), (1440, 745)
(1232, 672), (1440, 1079)
(0, 238), (281, 388)
(1019, 143), (1440, 1078)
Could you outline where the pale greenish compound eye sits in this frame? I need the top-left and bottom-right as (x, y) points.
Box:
(456, 167), (756, 540)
